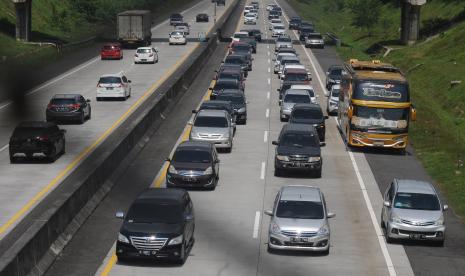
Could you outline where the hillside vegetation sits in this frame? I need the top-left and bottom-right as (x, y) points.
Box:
(287, 0), (465, 218)
(0, 0), (195, 58)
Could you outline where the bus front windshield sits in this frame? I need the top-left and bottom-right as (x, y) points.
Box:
(351, 106), (409, 133)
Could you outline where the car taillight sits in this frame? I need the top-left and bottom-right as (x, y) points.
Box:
(47, 104), (56, 109)
(69, 104), (81, 109)
(115, 83), (122, 87)
(97, 83), (102, 87)
(36, 136), (49, 142)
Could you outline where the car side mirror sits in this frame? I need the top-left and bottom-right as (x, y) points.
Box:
(154, 47), (159, 52)
(128, 80), (132, 83)
(443, 204), (449, 211)
(86, 99), (91, 103)
(279, 100), (282, 106)
(221, 61), (225, 64)
(264, 210), (273, 216)
(327, 212), (335, 218)
(272, 58), (276, 61)
(383, 201), (391, 207)
(208, 87), (213, 90)
(348, 105), (353, 119)
(272, 141), (278, 146)
(165, 157), (171, 162)
(115, 211), (124, 219)
(324, 115), (329, 119)
(60, 129), (67, 134)
(326, 71), (329, 75)
(232, 122), (236, 127)
(192, 109), (197, 113)
(216, 159), (220, 163)
(185, 214), (194, 221)
(320, 142), (326, 147)
(410, 106), (417, 121)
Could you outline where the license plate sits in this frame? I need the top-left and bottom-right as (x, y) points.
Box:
(409, 234), (424, 240)
(292, 162), (305, 167)
(291, 237), (308, 243)
(183, 177), (196, 182)
(139, 250), (157, 256)
(106, 87), (113, 90)
(373, 141), (384, 147)
(141, 59), (146, 61)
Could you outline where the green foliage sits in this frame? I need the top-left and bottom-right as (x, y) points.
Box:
(346, 0), (381, 34)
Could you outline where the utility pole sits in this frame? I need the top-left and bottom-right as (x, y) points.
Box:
(13, 0), (32, 41)
(214, 2), (217, 24)
(400, 0), (426, 45)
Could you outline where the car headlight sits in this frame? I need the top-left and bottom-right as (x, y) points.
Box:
(308, 156), (321, 162)
(168, 165), (178, 174)
(317, 225), (329, 236)
(271, 221), (281, 234)
(329, 78), (335, 83)
(435, 216), (444, 226)
(391, 214), (402, 224)
(118, 233), (130, 244)
(204, 166), (213, 175)
(237, 107), (246, 113)
(276, 155), (289, 161)
(190, 131), (200, 138)
(168, 234), (183, 245)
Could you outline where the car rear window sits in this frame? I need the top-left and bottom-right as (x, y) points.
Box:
(215, 81), (239, 90)
(216, 94), (245, 104)
(233, 44), (250, 52)
(50, 99), (76, 105)
(99, 77), (121, 84)
(137, 49), (151, 53)
(308, 34), (323, 39)
(103, 45), (118, 50)
(126, 202), (183, 224)
(194, 116), (228, 128)
(284, 73), (308, 82)
(284, 94), (311, 103)
(13, 127), (46, 137)
(173, 149), (212, 163)
(292, 108), (323, 119)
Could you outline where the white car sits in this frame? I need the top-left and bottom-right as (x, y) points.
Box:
(279, 64), (311, 79)
(231, 31), (249, 42)
(269, 18), (282, 30)
(243, 5), (253, 15)
(244, 13), (257, 24)
(169, 31), (187, 45)
(327, 84), (340, 115)
(272, 24), (286, 37)
(134, 47), (159, 64)
(266, 4), (276, 11)
(290, 84), (318, 104)
(96, 73), (131, 101)
(273, 52), (297, 73)
(305, 33), (325, 49)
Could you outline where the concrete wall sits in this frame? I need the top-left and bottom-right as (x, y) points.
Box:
(0, 0), (241, 275)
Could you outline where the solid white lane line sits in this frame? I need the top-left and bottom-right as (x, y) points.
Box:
(260, 162), (266, 180)
(348, 150), (396, 276)
(267, 91), (270, 100)
(264, 131), (268, 143)
(253, 211), (261, 239)
(265, 108), (269, 118)
(0, 144), (8, 152)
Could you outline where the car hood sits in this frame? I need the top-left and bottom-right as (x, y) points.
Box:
(121, 222), (183, 237)
(170, 161), (210, 171)
(282, 102), (296, 110)
(274, 217), (325, 232)
(289, 118), (323, 125)
(277, 145), (320, 156)
(191, 126), (229, 135)
(392, 208), (443, 222)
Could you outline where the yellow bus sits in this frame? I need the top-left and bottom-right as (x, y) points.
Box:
(338, 59), (416, 151)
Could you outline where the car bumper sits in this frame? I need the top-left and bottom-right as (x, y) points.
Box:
(306, 42), (325, 48)
(46, 110), (83, 121)
(244, 20), (257, 24)
(10, 144), (51, 156)
(101, 53), (121, 59)
(190, 136), (232, 148)
(97, 89), (126, 98)
(268, 233), (329, 252)
(116, 241), (183, 260)
(135, 56), (155, 63)
(169, 39), (186, 44)
(386, 222), (445, 241)
(166, 173), (215, 187)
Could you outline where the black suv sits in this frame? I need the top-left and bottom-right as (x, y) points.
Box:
(289, 16), (301, 29)
(116, 188), (195, 264)
(9, 121), (66, 163)
(223, 55), (249, 77)
(241, 29), (262, 42)
(289, 103), (328, 141)
(166, 141), (220, 190)
(326, 65), (344, 89)
(195, 100), (236, 123)
(170, 13), (183, 25)
(216, 91), (247, 124)
(209, 79), (243, 99)
(272, 124), (323, 177)
(299, 26), (314, 41)
(46, 94), (91, 124)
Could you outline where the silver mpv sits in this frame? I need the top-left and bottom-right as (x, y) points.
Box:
(265, 186), (335, 253)
(189, 109), (235, 152)
(381, 179), (448, 246)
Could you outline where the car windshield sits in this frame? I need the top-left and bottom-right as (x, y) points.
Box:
(354, 81), (410, 102)
(215, 82), (239, 90)
(137, 49), (151, 53)
(274, 26), (284, 30)
(284, 94), (310, 103)
(277, 37), (291, 42)
(282, 59), (299, 65)
(225, 57), (243, 64)
(126, 202), (183, 224)
(352, 106), (409, 132)
(171, 31), (183, 36)
(292, 109), (322, 119)
(99, 77), (121, 84)
(330, 68), (343, 75)
(277, 200), (324, 219)
(233, 45), (250, 51)
(280, 133), (317, 147)
(173, 149), (211, 163)
(219, 72), (239, 80)
(217, 94), (245, 104)
(234, 33), (248, 38)
(194, 116), (229, 127)
(393, 193), (440, 211)
(308, 34), (322, 39)
(331, 88), (340, 97)
(284, 73), (308, 82)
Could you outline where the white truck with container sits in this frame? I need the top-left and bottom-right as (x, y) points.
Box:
(117, 10), (152, 47)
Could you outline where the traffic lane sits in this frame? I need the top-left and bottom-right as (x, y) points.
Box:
(0, 0), (234, 238)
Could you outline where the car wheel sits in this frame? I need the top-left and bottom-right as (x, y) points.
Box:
(48, 147), (57, 163)
(384, 224), (394, 243)
(435, 239), (445, 247)
(79, 112), (85, 124)
(9, 155), (17, 164)
(61, 140), (66, 155)
(274, 167), (282, 177)
(176, 242), (187, 265)
(87, 108), (92, 120)
(314, 168), (322, 178)
(267, 243), (276, 254)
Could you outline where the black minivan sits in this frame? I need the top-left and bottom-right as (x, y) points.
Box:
(289, 103), (328, 141)
(272, 124), (324, 178)
(9, 121), (66, 163)
(116, 188), (195, 264)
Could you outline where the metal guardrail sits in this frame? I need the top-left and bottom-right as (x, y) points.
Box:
(326, 32), (341, 47)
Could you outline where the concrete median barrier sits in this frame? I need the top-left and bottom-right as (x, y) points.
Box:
(0, 0), (242, 275)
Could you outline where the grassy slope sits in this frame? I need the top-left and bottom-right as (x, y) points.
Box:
(288, 0), (465, 218)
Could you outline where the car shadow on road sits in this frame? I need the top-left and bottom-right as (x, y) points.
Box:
(266, 245), (329, 257)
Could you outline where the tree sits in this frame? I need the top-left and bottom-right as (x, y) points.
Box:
(346, 0), (382, 35)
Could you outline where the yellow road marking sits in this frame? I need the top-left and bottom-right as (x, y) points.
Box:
(100, 254), (117, 276)
(0, 44), (200, 238)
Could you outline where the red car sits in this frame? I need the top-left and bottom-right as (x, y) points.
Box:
(228, 41), (251, 55)
(100, 43), (123, 60)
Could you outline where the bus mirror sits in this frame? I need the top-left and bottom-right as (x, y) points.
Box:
(410, 106), (417, 121)
(348, 106), (353, 119)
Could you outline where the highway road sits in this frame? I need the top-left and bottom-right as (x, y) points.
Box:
(4, 0), (465, 275)
(0, 0), (234, 239)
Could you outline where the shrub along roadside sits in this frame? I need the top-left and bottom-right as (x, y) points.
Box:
(287, 0), (465, 219)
